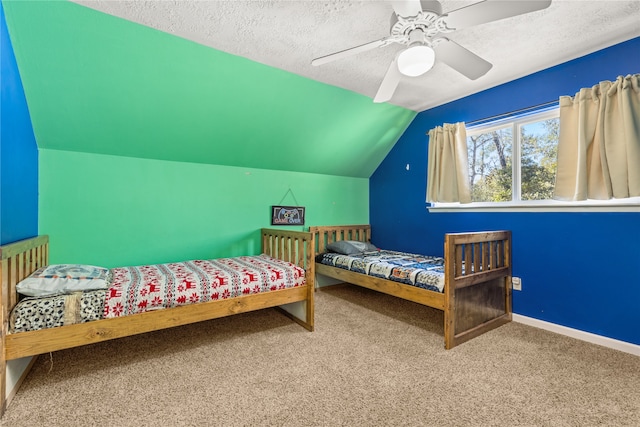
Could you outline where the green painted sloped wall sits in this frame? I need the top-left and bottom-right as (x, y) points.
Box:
(39, 149), (369, 267)
(3, 0), (416, 178)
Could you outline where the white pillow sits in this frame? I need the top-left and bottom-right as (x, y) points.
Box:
(16, 264), (111, 297)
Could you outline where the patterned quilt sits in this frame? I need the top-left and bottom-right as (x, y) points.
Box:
(10, 254), (305, 333)
(104, 254), (305, 317)
(316, 250), (445, 293)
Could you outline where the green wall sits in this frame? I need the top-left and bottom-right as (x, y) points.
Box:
(4, 0), (415, 178)
(6, 0), (408, 267)
(40, 149), (368, 267)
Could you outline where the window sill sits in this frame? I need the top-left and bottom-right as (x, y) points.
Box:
(428, 199), (640, 213)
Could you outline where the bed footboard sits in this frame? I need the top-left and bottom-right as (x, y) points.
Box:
(261, 228), (315, 331)
(444, 231), (512, 349)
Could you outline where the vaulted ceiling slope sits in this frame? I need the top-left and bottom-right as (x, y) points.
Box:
(3, 0), (415, 178)
(72, 0), (640, 112)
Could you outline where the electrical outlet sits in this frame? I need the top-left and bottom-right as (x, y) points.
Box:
(512, 277), (522, 291)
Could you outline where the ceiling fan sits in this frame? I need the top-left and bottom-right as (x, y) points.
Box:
(311, 0), (552, 103)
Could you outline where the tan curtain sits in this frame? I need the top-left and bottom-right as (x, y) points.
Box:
(426, 122), (471, 203)
(554, 74), (640, 201)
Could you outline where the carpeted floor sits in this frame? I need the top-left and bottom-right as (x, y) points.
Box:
(2, 285), (639, 426)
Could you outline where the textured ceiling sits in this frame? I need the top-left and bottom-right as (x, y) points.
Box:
(73, 0), (640, 112)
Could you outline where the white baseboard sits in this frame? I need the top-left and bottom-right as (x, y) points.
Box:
(512, 314), (640, 357)
(6, 356), (37, 406)
(315, 274), (343, 288)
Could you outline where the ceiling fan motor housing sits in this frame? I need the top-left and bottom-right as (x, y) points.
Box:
(390, 0), (452, 44)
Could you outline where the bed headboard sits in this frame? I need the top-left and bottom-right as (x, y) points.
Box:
(0, 235), (49, 315)
(0, 235), (49, 413)
(308, 225), (371, 253)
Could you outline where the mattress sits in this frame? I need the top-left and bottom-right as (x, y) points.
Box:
(10, 254), (305, 333)
(316, 250), (446, 293)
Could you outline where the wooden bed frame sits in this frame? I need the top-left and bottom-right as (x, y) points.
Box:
(309, 225), (512, 350)
(0, 228), (315, 415)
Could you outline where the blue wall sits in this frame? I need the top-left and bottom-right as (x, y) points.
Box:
(370, 37), (640, 345)
(0, 2), (38, 244)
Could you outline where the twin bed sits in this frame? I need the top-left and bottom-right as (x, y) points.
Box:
(310, 225), (512, 350)
(0, 229), (315, 414)
(0, 224), (512, 416)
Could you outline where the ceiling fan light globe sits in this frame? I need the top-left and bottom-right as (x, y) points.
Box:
(397, 45), (435, 77)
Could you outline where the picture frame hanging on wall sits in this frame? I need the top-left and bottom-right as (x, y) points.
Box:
(271, 206), (305, 226)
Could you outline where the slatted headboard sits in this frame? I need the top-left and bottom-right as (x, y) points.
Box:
(308, 225), (371, 254)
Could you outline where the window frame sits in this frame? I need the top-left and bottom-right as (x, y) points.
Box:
(428, 107), (640, 213)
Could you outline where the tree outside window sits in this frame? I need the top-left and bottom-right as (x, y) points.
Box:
(467, 110), (559, 203)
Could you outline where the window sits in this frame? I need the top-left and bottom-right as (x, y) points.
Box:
(428, 106), (640, 212)
(467, 108), (559, 203)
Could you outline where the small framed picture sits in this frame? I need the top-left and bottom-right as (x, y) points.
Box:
(271, 206), (305, 226)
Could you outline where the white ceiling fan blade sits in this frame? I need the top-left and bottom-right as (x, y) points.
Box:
(445, 0), (552, 30)
(312, 38), (389, 66)
(434, 39), (492, 80)
(390, 0), (423, 18)
(374, 57), (402, 103)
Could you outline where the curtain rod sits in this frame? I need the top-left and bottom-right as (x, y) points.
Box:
(465, 100), (559, 127)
